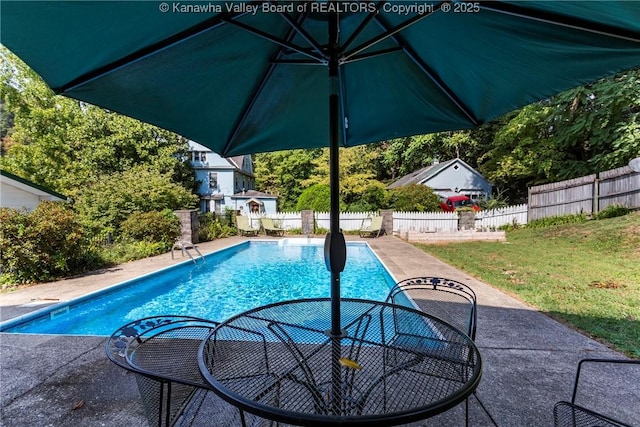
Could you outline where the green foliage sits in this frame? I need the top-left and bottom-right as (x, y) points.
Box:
(387, 184), (440, 212)
(478, 189), (510, 210)
(120, 210), (181, 250)
(297, 184), (336, 212)
(0, 202), (91, 283)
(254, 149), (323, 210)
(526, 213), (589, 228)
(198, 212), (236, 241)
(73, 165), (198, 233)
(97, 241), (168, 264)
(478, 69), (640, 202)
(594, 204), (631, 220)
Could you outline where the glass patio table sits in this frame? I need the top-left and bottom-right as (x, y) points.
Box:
(198, 298), (482, 426)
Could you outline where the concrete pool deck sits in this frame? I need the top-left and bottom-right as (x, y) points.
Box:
(1, 235), (637, 426)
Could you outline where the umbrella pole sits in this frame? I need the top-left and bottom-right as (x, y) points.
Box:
(323, 7), (346, 339)
(325, 6), (347, 415)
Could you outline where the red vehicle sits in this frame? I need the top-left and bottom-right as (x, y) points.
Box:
(440, 195), (481, 212)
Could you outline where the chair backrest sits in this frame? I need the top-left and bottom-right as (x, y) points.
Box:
(236, 215), (251, 229)
(554, 358), (640, 427)
(369, 216), (383, 230)
(386, 277), (477, 340)
(126, 319), (218, 384)
(261, 217), (275, 229)
(106, 315), (204, 370)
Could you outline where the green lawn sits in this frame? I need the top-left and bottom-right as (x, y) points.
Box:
(416, 211), (640, 357)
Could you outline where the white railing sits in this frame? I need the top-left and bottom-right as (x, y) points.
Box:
(393, 211), (458, 232)
(475, 204), (528, 229)
(245, 205), (528, 232)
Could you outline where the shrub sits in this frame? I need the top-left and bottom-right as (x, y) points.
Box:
(388, 184), (440, 212)
(0, 202), (89, 283)
(595, 204), (631, 220)
(98, 240), (168, 263)
(297, 184), (333, 212)
(526, 213), (589, 228)
(120, 209), (181, 250)
(198, 212), (236, 241)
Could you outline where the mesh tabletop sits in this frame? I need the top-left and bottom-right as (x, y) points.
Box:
(198, 298), (482, 426)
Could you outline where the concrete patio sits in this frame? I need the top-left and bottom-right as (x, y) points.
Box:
(1, 235), (637, 426)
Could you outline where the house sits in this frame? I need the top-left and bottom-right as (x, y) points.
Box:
(188, 141), (277, 214)
(387, 158), (492, 201)
(0, 169), (68, 211)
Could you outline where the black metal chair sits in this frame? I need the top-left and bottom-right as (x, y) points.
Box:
(386, 277), (477, 340)
(106, 316), (247, 427)
(553, 358), (640, 427)
(385, 277), (478, 426)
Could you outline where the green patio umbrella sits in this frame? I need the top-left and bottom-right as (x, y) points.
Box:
(2, 1), (640, 338)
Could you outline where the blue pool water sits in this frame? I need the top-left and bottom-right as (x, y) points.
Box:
(1, 240), (397, 336)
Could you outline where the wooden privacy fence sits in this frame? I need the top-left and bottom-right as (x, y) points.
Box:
(528, 165), (640, 221)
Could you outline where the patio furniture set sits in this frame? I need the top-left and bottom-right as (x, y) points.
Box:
(106, 277), (637, 427)
(106, 277), (481, 426)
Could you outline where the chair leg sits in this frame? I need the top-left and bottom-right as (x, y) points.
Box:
(465, 396), (469, 427)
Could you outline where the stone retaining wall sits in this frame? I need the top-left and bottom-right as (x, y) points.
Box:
(397, 230), (506, 243)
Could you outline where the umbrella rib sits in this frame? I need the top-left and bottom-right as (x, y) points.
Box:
(338, 66), (349, 147)
(340, 0), (387, 54)
(271, 2), (327, 59)
(340, 47), (403, 64)
(341, 6), (439, 62)
(482, 2), (640, 44)
(55, 12), (247, 94)
(222, 13), (311, 155)
(371, 15), (479, 126)
(223, 18), (326, 63)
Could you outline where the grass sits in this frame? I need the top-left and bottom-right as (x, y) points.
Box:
(415, 211), (640, 358)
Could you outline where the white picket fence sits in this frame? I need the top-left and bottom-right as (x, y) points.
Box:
(314, 211), (378, 231)
(475, 204), (528, 229)
(246, 205), (528, 232)
(393, 211), (458, 232)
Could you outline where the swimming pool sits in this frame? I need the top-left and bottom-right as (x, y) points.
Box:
(0, 240), (398, 336)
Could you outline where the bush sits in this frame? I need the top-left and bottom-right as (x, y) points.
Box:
(0, 202), (90, 283)
(120, 209), (181, 250)
(388, 184), (440, 212)
(297, 184), (334, 212)
(595, 204), (631, 220)
(98, 240), (168, 263)
(198, 212), (236, 241)
(527, 213), (589, 228)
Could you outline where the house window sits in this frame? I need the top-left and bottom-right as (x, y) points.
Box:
(209, 172), (218, 189)
(191, 151), (207, 162)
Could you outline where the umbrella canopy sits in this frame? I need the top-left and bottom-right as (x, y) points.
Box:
(3, 1), (640, 336)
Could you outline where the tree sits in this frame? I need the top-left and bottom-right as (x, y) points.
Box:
(302, 146), (384, 208)
(73, 165), (198, 234)
(254, 149), (323, 210)
(296, 184), (336, 212)
(477, 68), (640, 202)
(1, 47), (198, 232)
(387, 184), (440, 212)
